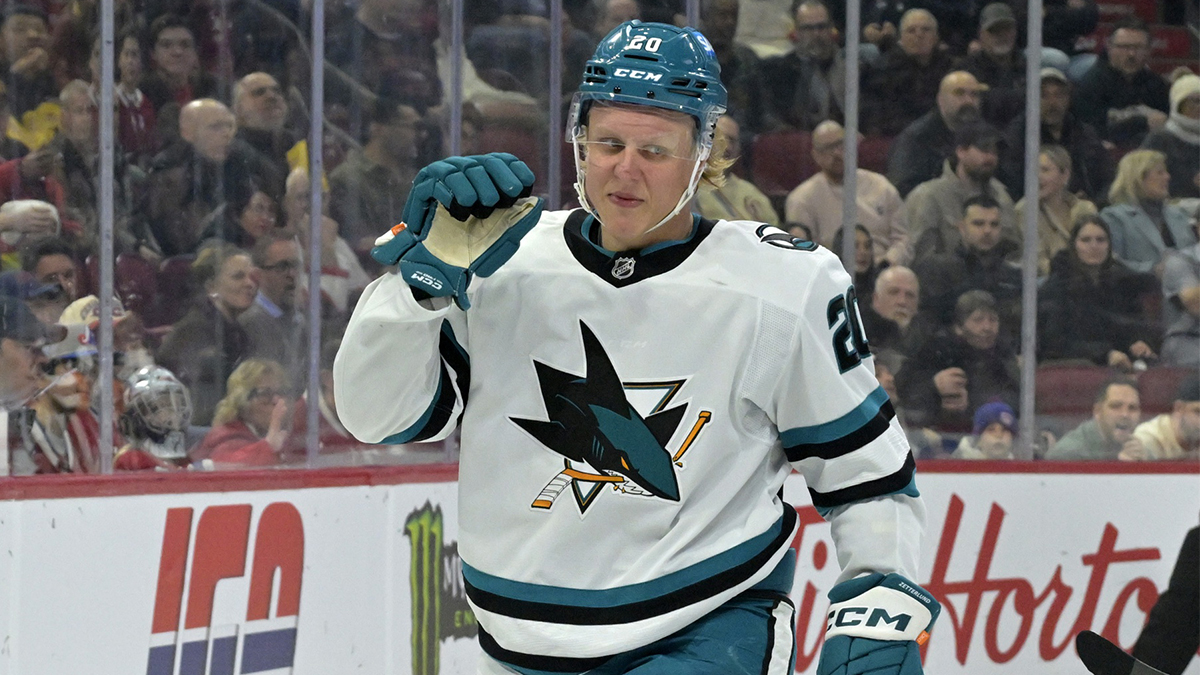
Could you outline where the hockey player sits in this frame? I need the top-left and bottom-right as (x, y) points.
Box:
(335, 20), (939, 675)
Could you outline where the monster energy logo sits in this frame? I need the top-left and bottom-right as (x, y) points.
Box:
(406, 503), (477, 675)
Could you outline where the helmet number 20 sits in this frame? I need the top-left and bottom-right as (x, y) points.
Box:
(827, 286), (871, 373)
(628, 35), (662, 52)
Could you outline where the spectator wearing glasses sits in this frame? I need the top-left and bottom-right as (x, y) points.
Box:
(193, 358), (295, 467)
(759, 0), (873, 132)
(785, 120), (908, 264)
(1072, 16), (1169, 147)
(240, 234), (305, 380)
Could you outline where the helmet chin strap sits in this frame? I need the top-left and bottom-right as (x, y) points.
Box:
(571, 136), (710, 246)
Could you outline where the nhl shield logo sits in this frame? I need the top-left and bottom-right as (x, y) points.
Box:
(611, 256), (636, 280)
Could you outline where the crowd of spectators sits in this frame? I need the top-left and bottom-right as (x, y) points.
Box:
(0, 0), (1196, 473)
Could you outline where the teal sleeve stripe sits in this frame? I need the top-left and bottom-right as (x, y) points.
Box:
(813, 473), (921, 519)
(780, 386), (889, 447)
(461, 511), (789, 608)
(379, 373), (444, 445)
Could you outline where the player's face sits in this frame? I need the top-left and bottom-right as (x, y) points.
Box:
(1095, 384), (1140, 445)
(955, 308), (999, 350)
(582, 105), (700, 251)
(977, 422), (1013, 458)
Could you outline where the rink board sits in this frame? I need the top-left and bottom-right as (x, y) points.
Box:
(0, 463), (1195, 675)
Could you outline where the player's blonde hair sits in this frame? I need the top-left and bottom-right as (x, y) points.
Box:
(701, 123), (734, 188)
(212, 358), (287, 427)
(1108, 149), (1168, 205)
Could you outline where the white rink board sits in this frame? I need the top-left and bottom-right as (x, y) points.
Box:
(0, 468), (1194, 674)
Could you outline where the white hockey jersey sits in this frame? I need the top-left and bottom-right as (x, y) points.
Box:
(334, 209), (923, 670)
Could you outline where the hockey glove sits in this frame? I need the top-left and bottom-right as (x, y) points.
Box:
(816, 572), (940, 675)
(372, 153), (543, 309)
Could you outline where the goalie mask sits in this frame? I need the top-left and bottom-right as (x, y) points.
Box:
(120, 366), (192, 462)
(568, 21), (728, 233)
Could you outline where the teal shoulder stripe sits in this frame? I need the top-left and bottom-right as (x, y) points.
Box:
(780, 386), (889, 448)
(379, 374), (443, 445)
(462, 512), (788, 608)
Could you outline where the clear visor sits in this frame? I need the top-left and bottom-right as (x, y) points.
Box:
(566, 93), (719, 157)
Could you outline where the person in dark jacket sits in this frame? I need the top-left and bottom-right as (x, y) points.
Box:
(999, 67), (1113, 202)
(1131, 525), (1199, 675)
(1142, 73), (1200, 200)
(895, 289), (1020, 434)
(861, 9), (954, 136)
(1038, 214), (1158, 368)
(1072, 16), (1170, 147)
(156, 244), (256, 426)
(886, 70), (985, 197)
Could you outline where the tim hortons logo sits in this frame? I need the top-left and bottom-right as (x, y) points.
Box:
(146, 503), (305, 675)
(789, 495), (1166, 670)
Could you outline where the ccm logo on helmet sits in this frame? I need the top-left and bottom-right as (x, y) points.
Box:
(613, 68), (662, 82)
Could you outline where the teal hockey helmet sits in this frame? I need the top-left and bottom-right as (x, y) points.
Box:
(569, 21), (727, 150)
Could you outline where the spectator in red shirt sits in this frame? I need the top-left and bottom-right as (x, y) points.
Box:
(193, 358), (295, 468)
(89, 29), (158, 166)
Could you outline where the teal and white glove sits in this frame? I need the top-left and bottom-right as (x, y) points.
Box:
(372, 152), (544, 309)
(817, 572), (940, 675)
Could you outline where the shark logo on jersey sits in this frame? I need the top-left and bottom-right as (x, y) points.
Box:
(511, 321), (711, 514)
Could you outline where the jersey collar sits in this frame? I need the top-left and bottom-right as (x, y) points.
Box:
(563, 210), (716, 287)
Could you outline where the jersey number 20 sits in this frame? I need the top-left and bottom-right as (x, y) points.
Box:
(827, 286), (870, 373)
